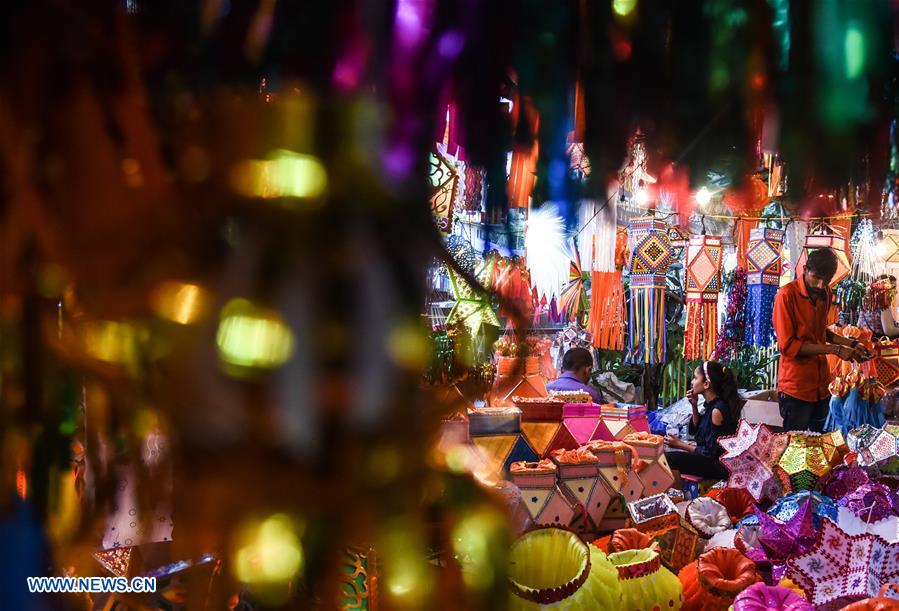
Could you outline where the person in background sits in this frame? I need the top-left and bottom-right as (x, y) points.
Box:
(858, 275), (899, 339)
(773, 247), (872, 432)
(546, 347), (604, 404)
(664, 361), (740, 481)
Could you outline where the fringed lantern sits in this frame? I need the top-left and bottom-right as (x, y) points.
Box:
(589, 227), (628, 351)
(745, 228), (784, 347)
(796, 229), (851, 287)
(683, 236), (724, 360)
(627, 218), (675, 364)
(877, 229), (899, 276)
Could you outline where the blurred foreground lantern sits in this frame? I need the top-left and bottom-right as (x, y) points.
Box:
(216, 298), (295, 373)
(231, 514), (304, 587)
(230, 149), (328, 202)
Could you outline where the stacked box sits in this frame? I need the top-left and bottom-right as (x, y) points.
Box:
(622, 432), (675, 497)
(593, 404), (652, 441)
(466, 407), (521, 435)
(550, 448), (613, 535)
(508, 460), (576, 527)
(470, 434), (537, 482)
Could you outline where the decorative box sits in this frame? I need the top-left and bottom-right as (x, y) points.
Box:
(586, 440), (646, 503)
(655, 520), (703, 573)
(593, 415), (652, 441)
(518, 485), (576, 527)
(562, 402), (602, 418)
(471, 434), (537, 481)
(551, 448), (612, 531)
(541, 418), (604, 456)
(623, 432), (675, 497)
(626, 493), (679, 538)
(598, 495), (630, 532)
(509, 459), (558, 488)
(519, 421), (564, 458)
(602, 403), (648, 420)
(512, 396), (564, 422)
(467, 407), (521, 436)
(874, 339), (899, 388)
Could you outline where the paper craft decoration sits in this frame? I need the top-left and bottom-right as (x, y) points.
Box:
(796, 229), (851, 287)
(745, 227), (784, 347)
(787, 519), (899, 608)
(656, 520), (705, 574)
(874, 338), (899, 389)
(683, 497), (733, 540)
(551, 448), (613, 532)
(591, 528), (660, 555)
(94, 547), (134, 577)
(622, 432), (675, 496)
(490, 357), (548, 407)
(678, 548), (761, 611)
(508, 526), (623, 610)
(705, 486), (755, 523)
(586, 440), (646, 504)
(627, 217), (675, 364)
(766, 491), (839, 528)
(838, 482), (899, 524)
(821, 465), (870, 501)
(446, 267), (500, 337)
(877, 229), (899, 276)
(774, 432), (841, 493)
(848, 424), (899, 469)
(467, 407), (521, 435)
(683, 236), (724, 360)
(842, 584), (899, 611)
(339, 547), (378, 611)
(732, 583), (814, 611)
(626, 493), (680, 538)
(745, 501), (818, 582)
(508, 461), (577, 527)
(607, 548), (684, 611)
(594, 404), (652, 441)
(718, 420), (789, 503)
(429, 149), (458, 234)
(513, 396), (565, 422)
(589, 227), (629, 351)
(558, 252), (589, 324)
(471, 434), (538, 481)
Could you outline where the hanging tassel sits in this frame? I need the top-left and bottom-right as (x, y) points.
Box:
(703, 300), (718, 358)
(589, 270), (625, 351)
(745, 283), (779, 346)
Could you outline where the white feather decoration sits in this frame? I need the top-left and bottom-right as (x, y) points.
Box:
(526, 203), (572, 303)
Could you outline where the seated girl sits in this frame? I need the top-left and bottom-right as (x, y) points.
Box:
(664, 360), (741, 481)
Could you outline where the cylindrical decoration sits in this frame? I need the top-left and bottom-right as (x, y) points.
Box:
(627, 218), (674, 364)
(684, 235), (723, 360)
(678, 548), (761, 611)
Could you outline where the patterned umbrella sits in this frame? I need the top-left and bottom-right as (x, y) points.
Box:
(558, 250), (589, 324)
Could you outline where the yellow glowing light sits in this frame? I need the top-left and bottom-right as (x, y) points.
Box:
(82, 321), (141, 366)
(386, 321), (430, 369)
(381, 523), (433, 606)
(613, 0), (638, 18)
(230, 149), (327, 201)
(695, 186), (712, 207)
(233, 514), (304, 584)
(216, 299), (295, 370)
(451, 509), (506, 591)
(151, 282), (208, 325)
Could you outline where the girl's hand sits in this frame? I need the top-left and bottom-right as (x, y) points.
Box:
(665, 434), (686, 450)
(686, 389), (698, 409)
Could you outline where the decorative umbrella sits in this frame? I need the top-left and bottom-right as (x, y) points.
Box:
(718, 420), (789, 503)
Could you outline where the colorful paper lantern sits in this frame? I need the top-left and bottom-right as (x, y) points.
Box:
(848, 424), (899, 469)
(608, 548), (684, 611)
(622, 432), (674, 496)
(678, 548), (761, 611)
(732, 583), (814, 611)
(718, 420), (789, 503)
(508, 526), (623, 610)
(508, 462), (577, 527)
(774, 432), (840, 493)
(787, 519), (899, 608)
(795, 230), (851, 288)
(745, 227), (784, 347)
(683, 236), (724, 360)
(627, 217), (675, 364)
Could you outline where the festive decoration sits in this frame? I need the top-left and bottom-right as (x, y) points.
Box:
(877, 229), (899, 276)
(874, 338), (899, 388)
(718, 420), (790, 503)
(467, 407), (522, 436)
(622, 432), (674, 497)
(627, 217), (675, 364)
(683, 497), (733, 540)
(588, 228), (629, 351)
(712, 267), (748, 361)
(446, 266), (501, 337)
(743, 501), (818, 582)
(656, 518), (705, 574)
(732, 583), (814, 611)
(626, 493), (680, 538)
(852, 219), (880, 283)
(558, 251), (589, 324)
(704, 486), (755, 524)
(848, 424), (899, 470)
(471, 434), (539, 482)
(837, 482), (899, 524)
(678, 548), (761, 611)
(796, 228), (851, 288)
(826, 371), (886, 436)
(608, 548), (684, 611)
(683, 236), (724, 360)
(787, 519), (899, 608)
(774, 432), (842, 493)
(509, 462), (577, 527)
(429, 148), (459, 234)
(508, 527), (623, 609)
(526, 204), (571, 305)
(339, 547), (378, 611)
(745, 227), (784, 347)
(821, 465), (871, 502)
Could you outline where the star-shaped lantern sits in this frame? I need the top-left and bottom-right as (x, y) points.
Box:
(742, 500), (819, 582)
(774, 432), (843, 493)
(787, 519), (899, 608)
(718, 419), (789, 503)
(446, 266), (500, 337)
(848, 424), (899, 470)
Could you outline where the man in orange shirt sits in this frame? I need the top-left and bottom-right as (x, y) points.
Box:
(773, 248), (872, 432)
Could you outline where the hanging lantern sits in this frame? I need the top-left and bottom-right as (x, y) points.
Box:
(877, 229), (899, 275)
(745, 228), (784, 347)
(795, 229), (851, 288)
(683, 236), (724, 360)
(627, 218), (675, 364)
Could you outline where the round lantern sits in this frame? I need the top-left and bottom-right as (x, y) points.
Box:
(509, 526), (622, 610)
(678, 548), (761, 611)
(733, 583), (814, 611)
(608, 548), (683, 611)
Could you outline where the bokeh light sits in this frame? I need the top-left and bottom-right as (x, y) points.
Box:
(216, 299), (296, 371)
(451, 507), (507, 591)
(613, 0), (638, 19)
(232, 514), (305, 584)
(151, 281), (209, 325)
(230, 149), (327, 201)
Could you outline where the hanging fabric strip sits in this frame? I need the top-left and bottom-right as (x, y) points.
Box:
(589, 270), (625, 350)
(626, 218), (674, 364)
(683, 236), (724, 360)
(744, 227), (784, 347)
(735, 216), (758, 269)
